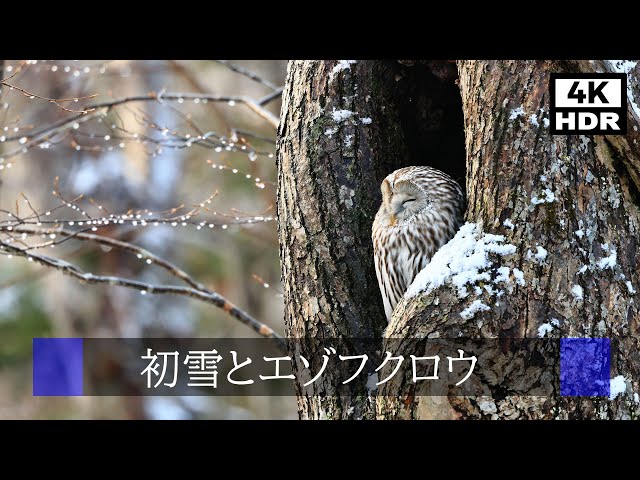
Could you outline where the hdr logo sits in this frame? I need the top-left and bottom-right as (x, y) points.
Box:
(550, 73), (627, 134)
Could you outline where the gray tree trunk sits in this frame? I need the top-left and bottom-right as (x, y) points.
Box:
(277, 60), (640, 420)
(276, 61), (403, 419)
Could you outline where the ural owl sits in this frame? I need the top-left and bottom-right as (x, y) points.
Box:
(372, 166), (465, 320)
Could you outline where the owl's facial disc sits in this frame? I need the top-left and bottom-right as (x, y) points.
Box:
(388, 182), (426, 224)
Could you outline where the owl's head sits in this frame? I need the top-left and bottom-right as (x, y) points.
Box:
(380, 177), (429, 226)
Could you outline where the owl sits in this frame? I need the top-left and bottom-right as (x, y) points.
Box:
(372, 166), (465, 320)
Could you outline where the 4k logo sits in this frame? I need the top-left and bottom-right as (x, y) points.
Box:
(550, 73), (627, 134)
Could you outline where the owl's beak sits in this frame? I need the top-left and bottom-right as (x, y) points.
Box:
(389, 214), (396, 226)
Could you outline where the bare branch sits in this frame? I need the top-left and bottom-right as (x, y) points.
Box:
(1, 65), (99, 114)
(214, 60), (280, 91)
(0, 236), (286, 351)
(258, 87), (284, 106)
(83, 92), (278, 127)
(1, 91), (279, 158)
(231, 129), (277, 145)
(0, 108), (106, 162)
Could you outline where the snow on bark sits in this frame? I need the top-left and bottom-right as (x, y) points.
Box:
(405, 222), (518, 302)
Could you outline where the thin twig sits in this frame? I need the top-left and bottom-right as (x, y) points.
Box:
(0, 108), (105, 159)
(86, 92), (279, 128)
(232, 129), (277, 145)
(167, 60), (232, 134)
(258, 88), (284, 106)
(214, 60), (280, 91)
(0, 79), (98, 114)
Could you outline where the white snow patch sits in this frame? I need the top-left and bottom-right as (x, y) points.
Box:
(609, 375), (627, 400)
(405, 222), (517, 299)
(330, 60), (357, 80)
(578, 265), (588, 274)
(460, 299), (491, 320)
(324, 126), (338, 138)
(607, 60), (640, 121)
(634, 393), (640, 404)
(509, 106), (525, 121)
(331, 109), (355, 123)
(512, 268), (525, 286)
(597, 250), (617, 270)
(574, 229), (584, 239)
(571, 284), (583, 300)
(626, 281), (636, 294)
(529, 114), (539, 127)
(544, 188), (556, 202)
(527, 246), (547, 263)
(360, 117), (372, 125)
(602, 243), (609, 251)
(538, 317), (561, 337)
(494, 266), (511, 284)
(502, 218), (515, 230)
(534, 246), (547, 261)
(543, 117), (550, 128)
(344, 134), (354, 148)
(531, 188), (555, 205)
(537, 323), (553, 337)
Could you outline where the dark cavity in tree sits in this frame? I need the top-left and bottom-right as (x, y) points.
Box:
(388, 60), (467, 193)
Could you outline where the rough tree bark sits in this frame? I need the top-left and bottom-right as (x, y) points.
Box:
(277, 61), (397, 419)
(277, 60), (640, 420)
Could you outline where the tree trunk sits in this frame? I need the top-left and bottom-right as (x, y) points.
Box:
(276, 61), (394, 419)
(277, 60), (640, 420)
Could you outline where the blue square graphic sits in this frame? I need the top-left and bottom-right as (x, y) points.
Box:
(33, 338), (84, 396)
(560, 338), (610, 397)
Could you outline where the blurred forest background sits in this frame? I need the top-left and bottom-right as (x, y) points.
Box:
(0, 60), (295, 419)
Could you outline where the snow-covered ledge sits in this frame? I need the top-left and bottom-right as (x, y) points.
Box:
(384, 222), (522, 339)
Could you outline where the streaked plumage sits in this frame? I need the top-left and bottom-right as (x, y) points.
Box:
(372, 166), (465, 320)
